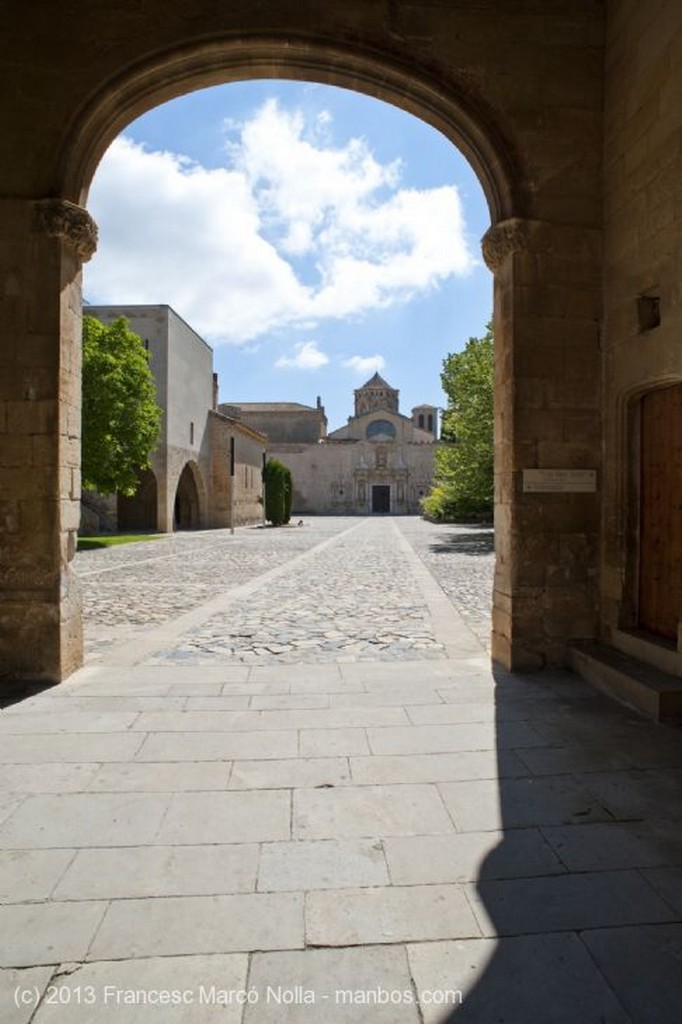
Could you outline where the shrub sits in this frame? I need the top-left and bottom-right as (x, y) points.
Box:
(263, 458), (293, 526)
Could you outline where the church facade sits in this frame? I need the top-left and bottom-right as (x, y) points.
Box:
(223, 374), (438, 515)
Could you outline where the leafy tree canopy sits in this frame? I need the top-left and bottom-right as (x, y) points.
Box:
(422, 321), (494, 522)
(82, 316), (162, 496)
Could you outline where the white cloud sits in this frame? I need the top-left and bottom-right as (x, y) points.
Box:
(85, 99), (474, 346)
(342, 354), (387, 376)
(276, 341), (329, 370)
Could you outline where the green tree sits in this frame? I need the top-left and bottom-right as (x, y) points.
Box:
(263, 458), (293, 526)
(422, 321), (494, 521)
(82, 315), (162, 495)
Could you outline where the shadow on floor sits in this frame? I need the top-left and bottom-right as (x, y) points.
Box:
(427, 527), (494, 557)
(0, 679), (58, 709)
(435, 664), (682, 1023)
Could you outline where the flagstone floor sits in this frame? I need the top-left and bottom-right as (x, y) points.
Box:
(1, 517), (680, 1023)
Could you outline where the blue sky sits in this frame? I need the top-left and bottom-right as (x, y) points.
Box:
(84, 81), (492, 431)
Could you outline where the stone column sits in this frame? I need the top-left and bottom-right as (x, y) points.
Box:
(0, 198), (97, 682)
(482, 218), (602, 670)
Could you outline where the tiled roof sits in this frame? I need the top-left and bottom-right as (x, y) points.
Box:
(221, 402), (320, 413)
(358, 372), (394, 390)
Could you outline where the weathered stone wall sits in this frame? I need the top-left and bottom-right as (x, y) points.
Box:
(269, 440), (435, 516)
(222, 406), (327, 444)
(0, 199), (95, 680)
(88, 305), (214, 531)
(209, 412), (266, 528)
(601, 0), (682, 672)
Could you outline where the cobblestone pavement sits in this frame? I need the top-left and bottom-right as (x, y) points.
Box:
(76, 519), (358, 661)
(155, 520), (445, 666)
(75, 517), (493, 665)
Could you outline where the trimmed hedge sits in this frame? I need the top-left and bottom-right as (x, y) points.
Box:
(263, 458), (293, 526)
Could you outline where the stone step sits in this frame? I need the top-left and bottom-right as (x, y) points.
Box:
(570, 641), (682, 723)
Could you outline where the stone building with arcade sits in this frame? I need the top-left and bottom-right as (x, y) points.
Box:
(82, 305), (266, 533)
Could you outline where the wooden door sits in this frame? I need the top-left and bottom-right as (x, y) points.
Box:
(638, 384), (682, 640)
(372, 485), (391, 514)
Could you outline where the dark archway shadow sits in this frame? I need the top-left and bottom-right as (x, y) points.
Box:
(117, 467), (158, 531)
(174, 461), (202, 529)
(430, 663), (682, 1023)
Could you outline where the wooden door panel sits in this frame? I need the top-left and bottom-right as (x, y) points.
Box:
(639, 384), (682, 640)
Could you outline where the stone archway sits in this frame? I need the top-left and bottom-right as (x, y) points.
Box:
(174, 462), (203, 530)
(0, 5), (605, 681)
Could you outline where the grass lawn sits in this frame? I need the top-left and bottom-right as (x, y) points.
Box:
(77, 534), (162, 552)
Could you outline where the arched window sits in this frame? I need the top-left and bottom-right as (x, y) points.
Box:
(418, 414), (425, 428)
(427, 413), (433, 433)
(366, 419), (396, 441)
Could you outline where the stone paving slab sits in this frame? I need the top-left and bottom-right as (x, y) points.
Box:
(0, 849), (75, 903)
(366, 720), (546, 756)
(0, 966), (54, 1024)
(293, 784), (454, 839)
(0, 793), (171, 849)
(244, 946), (420, 1023)
(298, 728), (370, 757)
(642, 867), (682, 915)
(228, 758), (351, 790)
(467, 870), (677, 936)
(0, 764), (101, 794)
(540, 821), (682, 872)
(0, 795), (23, 828)
(306, 883), (480, 945)
(438, 776), (611, 832)
(53, 844), (260, 900)
(383, 829), (565, 885)
(30, 955), (249, 1024)
(131, 706), (410, 732)
(134, 730), (298, 761)
(0, 901), (107, 967)
(406, 934), (632, 1024)
(0, 734), (145, 764)
(0, 711), (139, 734)
(258, 839), (389, 892)
(156, 791), (291, 845)
(88, 893), (304, 960)
(349, 750), (528, 785)
(87, 761), (233, 792)
(580, 924), (682, 1024)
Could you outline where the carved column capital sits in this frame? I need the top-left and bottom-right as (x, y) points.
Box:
(35, 199), (98, 262)
(480, 217), (530, 272)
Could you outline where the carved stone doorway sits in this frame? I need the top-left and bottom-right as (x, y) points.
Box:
(372, 485), (391, 514)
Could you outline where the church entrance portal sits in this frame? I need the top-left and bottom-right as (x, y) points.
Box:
(372, 485), (391, 514)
